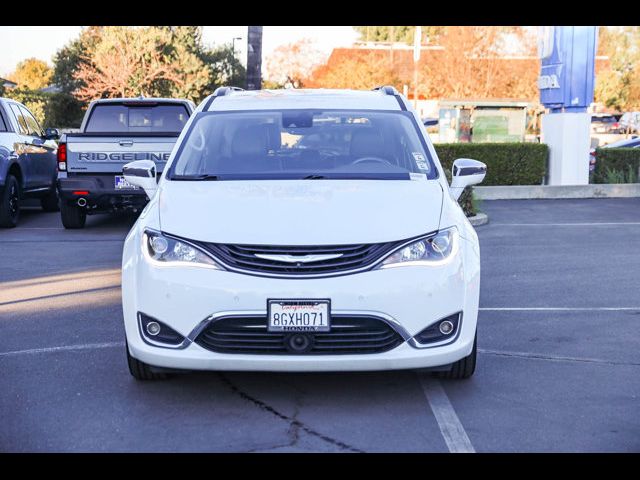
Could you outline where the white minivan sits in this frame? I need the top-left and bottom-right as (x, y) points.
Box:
(121, 86), (486, 380)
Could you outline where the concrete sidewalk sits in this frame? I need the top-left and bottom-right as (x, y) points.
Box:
(474, 184), (640, 200)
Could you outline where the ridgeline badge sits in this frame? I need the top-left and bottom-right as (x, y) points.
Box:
(78, 152), (170, 162)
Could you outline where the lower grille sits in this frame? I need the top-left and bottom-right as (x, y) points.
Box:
(195, 315), (404, 355)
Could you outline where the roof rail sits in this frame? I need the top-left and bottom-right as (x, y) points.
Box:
(372, 85), (399, 96)
(212, 86), (245, 97)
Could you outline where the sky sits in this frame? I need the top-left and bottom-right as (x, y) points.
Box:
(0, 26), (359, 77)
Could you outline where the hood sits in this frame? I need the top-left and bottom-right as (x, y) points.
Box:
(158, 179), (443, 245)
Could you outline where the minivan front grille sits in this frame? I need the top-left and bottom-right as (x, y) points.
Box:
(195, 315), (404, 355)
(198, 241), (402, 276)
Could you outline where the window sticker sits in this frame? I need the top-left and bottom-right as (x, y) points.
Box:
(410, 172), (427, 180)
(412, 152), (429, 171)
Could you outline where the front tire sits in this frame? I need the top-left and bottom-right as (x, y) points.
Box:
(436, 333), (477, 380)
(0, 175), (21, 228)
(126, 346), (167, 381)
(60, 201), (86, 229)
(40, 187), (60, 212)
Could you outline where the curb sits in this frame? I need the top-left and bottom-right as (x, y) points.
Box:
(468, 212), (489, 227)
(473, 184), (640, 200)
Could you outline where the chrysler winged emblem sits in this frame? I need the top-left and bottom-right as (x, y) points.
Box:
(254, 253), (343, 263)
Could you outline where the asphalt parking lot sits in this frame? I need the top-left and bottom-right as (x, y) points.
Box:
(1, 198), (639, 452)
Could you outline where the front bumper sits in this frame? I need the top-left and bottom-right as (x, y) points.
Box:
(122, 230), (481, 372)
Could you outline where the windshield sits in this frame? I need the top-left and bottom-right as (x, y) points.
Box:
(85, 103), (190, 133)
(168, 109), (437, 180)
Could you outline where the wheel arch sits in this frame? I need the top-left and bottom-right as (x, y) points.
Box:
(7, 162), (24, 190)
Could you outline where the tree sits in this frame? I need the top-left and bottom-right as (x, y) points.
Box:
(52, 26), (102, 96)
(595, 26), (640, 110)
(204, 43), (246, 91)
(72, 26), (188, 101)
(7, 58), (53, 90)
(68, 26), (242, 104)
(420, 26), (538, 100)
(308, 26), (537, 100)
(264, 39), (326, 88)
(306, 52), (400, 90)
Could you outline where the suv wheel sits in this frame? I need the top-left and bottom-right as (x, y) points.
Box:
(0, 175), (21, 228)
(60, 201), (86, 229)
(126, 346), (167, 381)
(40, 187), (60, 212)
(436, 333), (477, 380)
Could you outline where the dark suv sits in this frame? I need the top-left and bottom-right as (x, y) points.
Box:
(0, 98), (60, 227)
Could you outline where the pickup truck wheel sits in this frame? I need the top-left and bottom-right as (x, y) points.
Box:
(0, 175), (21, 228)
(435, 333), (477, 380)
(126, 346), (167, 381)
(40, 187), (60, 212)
(60, 202), (86, 229)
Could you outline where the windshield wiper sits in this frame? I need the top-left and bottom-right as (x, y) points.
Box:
(172, 174), (220, 181)
(302, 174), (328, 180)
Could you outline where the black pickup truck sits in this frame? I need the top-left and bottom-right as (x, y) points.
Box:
(0, 97), (60, 228)
(57, 97), (195, 228)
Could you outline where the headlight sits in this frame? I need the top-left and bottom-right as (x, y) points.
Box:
(143, 230), (223, 269)
(378, 227), (458, 268)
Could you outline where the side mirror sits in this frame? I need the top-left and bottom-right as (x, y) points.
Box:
(450, 158), (486, 200)
(423, 118), (439, 127)
(44, 128), (60, 141)
(123, 160), (158, 199)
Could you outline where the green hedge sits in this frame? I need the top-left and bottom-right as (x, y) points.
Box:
(2, 89), (85, 129)
(592, 148), (640, 184)
(433, 143), (548, 217)
(434, 143), (548, 186)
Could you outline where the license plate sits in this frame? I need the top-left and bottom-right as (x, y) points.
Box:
(267, 299), (331, 332)
(115, 175), (139, 190)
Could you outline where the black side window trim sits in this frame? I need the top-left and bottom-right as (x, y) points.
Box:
(8, 104), (29, 135)
(0, 106), (8, 132)
(18, 105), (44, 137)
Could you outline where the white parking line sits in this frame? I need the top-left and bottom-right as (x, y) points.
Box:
(417, 375), (475, 453)
(0, 341), (123, 357)
(491, 222), (640, 226)
(480, 307), (640, 311)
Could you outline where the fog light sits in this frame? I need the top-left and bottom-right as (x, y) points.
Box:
(439, 320), (454, 335)
(150, 236), (169, 255)
(146, 321), (161, 336)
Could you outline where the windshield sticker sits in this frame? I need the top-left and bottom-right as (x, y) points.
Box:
(412, 152), (429, 170)
(410, 172), (427, 180)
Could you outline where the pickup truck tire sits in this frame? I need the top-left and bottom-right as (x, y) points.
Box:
(435, 332), (477, 380)
(60, 202), (86, 229)
(40, 187), (60, 212)
(0, 175), (21, 228)
(126, 346), (167, 381)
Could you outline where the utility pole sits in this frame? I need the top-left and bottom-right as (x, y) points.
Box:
(413, 26), (421, 110)
(246, 26), (263, 90)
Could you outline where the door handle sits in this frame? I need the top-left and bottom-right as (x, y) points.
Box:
(119, 140), (134, 147)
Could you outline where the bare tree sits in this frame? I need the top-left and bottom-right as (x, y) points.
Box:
(73, 27), (186, 101)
